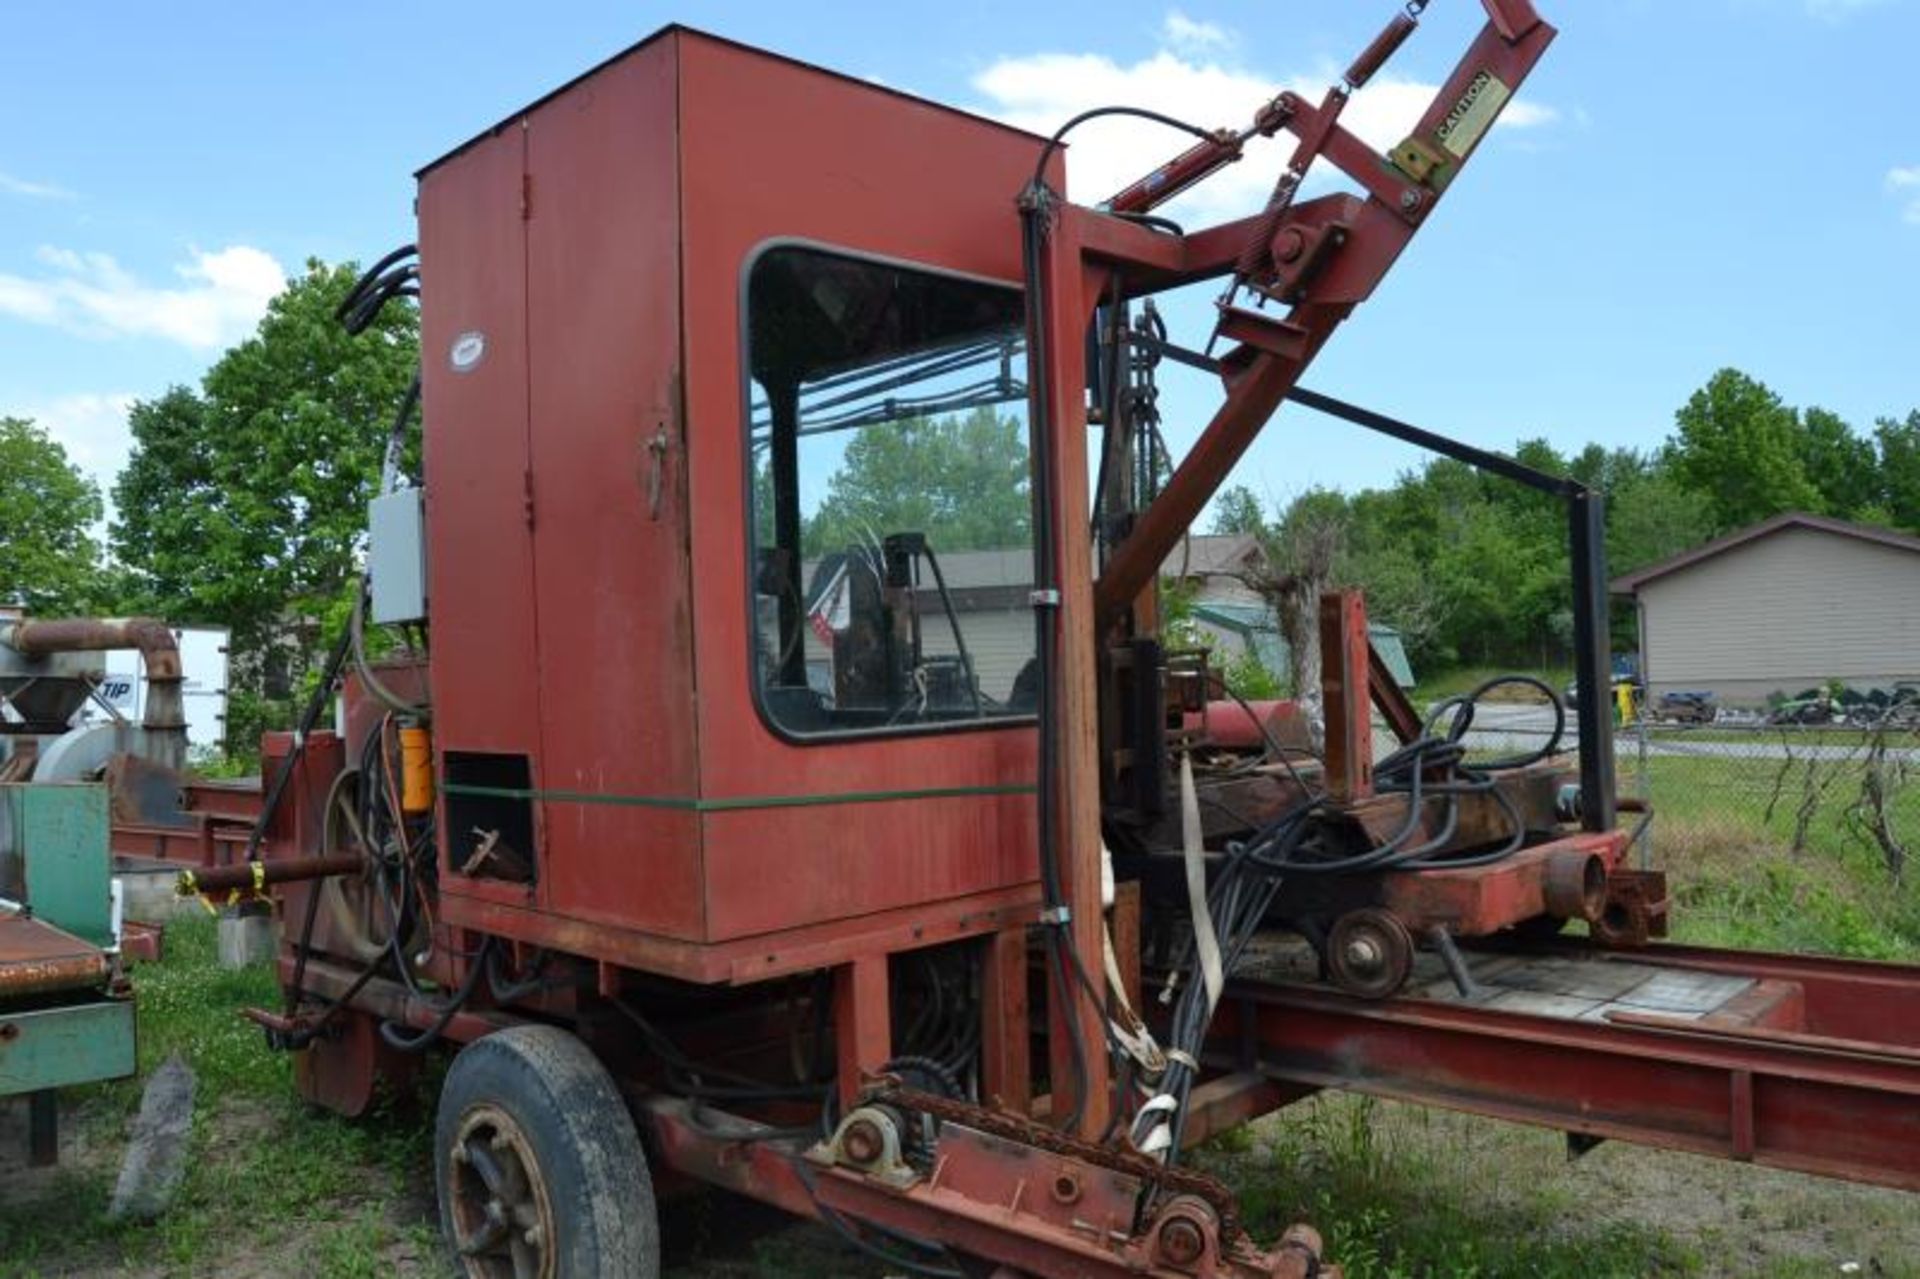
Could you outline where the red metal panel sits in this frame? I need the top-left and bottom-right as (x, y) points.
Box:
(521, 38), (704, 940)
(675, 32), (1048, 944)
(418, 124), (539, 762)
(701, 796), (1035, 940)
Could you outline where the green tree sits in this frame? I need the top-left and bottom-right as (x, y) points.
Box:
(112, 259), (418, 748)
(0, 417), (103, 613)
(1606, 467), (1712, 574)
(1209, 484), (1267, 537)
(1669, 369), (1820, 530)
(803, 407), (1029, 555)
(1876, 411), (1920, 534)
(1796, 406), (1878, 519)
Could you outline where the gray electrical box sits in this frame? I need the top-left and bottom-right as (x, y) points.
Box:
(369, 488), (428, 624)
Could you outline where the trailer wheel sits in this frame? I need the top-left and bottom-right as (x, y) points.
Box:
(1325, 908), (1414, 999)
(435, 1025), (659, 1279)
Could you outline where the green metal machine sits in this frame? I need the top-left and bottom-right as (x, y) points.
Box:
(1, 782), (137, 1165)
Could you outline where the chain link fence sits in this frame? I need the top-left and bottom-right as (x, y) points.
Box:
(1421, 693), (1915, 873)
(1428, 692), (1920, 954)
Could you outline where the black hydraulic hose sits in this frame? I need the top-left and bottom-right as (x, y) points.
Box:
(379, 936), (495, 1054)
(1028, 106), (1214, 191)
(485, 946), (554, 1003)
(337, 243), (417, 318)
(918, 545), (981, 716)
(1020, 182), (1116, 1135)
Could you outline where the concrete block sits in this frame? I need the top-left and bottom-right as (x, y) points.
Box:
(216, 906), (275, 969)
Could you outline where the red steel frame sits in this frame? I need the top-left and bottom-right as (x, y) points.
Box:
(1206, 939), (1920, 1191)
(102, 6), (1920, 1275)
(1027, 0), (1556, 1133)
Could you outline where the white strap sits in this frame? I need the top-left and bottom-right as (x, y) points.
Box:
(1103, 925), (1167, 1076)
(1181, 755), (1225, 1015)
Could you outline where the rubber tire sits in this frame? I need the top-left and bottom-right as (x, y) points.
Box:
(435, 1025), (660, 1279)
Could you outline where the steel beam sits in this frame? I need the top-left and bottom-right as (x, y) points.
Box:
(1210, 941), (1920, 1192)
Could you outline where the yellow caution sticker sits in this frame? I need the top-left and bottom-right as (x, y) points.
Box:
(1436, 71), (1511, 159)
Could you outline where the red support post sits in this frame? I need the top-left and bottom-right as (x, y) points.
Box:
(979, 926), (1032, 1111)
(835, 954), (891, 1114)
(1034, 213), (1112, 1139)
(1320, 590), (1374, 803)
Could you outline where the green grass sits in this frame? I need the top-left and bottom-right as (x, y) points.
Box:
(1628, 752), (1920, 960)
(1198, 1098), (1702, 1279)
(0, 919), (440, 1279)
(1413, 664), (1572, 705)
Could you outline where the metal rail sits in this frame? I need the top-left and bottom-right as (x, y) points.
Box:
(1203, 939), (1920, 1191)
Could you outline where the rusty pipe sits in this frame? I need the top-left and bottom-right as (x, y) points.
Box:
(0, 617), (187, 767)
(176, 852), (364, 899)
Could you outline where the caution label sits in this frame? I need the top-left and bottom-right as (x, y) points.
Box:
(1436, 71), (1511, 159)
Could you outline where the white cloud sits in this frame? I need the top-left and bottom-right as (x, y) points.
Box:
(0, 245), (286, 351)
(0, 170), (75, 200)
(972, 22), (1556, 224)
(1890, 165), (1920, 224)
(5, 391), (138, 512)
(1162, 11), (1231, 53)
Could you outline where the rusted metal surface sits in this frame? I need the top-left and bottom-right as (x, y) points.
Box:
(119, 919), (163, 963)
(1325, 907), (1414, 998)
(0, 618), (181, 678)
(275, 953), (516, 1046)
(1211, 938), (1920, 1191)
(1343, 761), (1565, 850)
(177, 851), (362, 899)
(1320, 591), (1373, 803)
(104, 753), (196, 830)
(1594, 868), (1670, 946)
(0, 618), (186, 761)
(1368, 640), (1424, 744)
(1091, 13), (1556, 624)
(876, 1084), (1251, 1242)
(1373, 831), (1629, 937)
(291, 1006), (421, 1119)
(0, 914), (109, 997)
(645, 1093), (1333, 1279)
(1347, 13), (1418, 87)
(1025, 140), (1114, 1138)
(1178, 1072), (1316, 1149)
(979, 924), (1032, 1111)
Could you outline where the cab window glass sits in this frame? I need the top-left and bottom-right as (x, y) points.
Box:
(746, 246), (1034, 737)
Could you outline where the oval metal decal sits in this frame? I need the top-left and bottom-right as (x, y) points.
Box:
(449, 330), (487, 372)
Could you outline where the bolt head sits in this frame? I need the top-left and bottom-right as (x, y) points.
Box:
(1344, 936), (1383, 970)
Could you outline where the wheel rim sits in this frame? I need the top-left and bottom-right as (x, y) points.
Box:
(447, 1103), (557, 1279)
(1326, 908), (1413, 999)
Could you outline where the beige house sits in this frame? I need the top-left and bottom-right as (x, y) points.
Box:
(1612, 513), (1920, 706)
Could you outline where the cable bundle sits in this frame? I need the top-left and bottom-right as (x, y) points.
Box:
(336, 244), (419, 335)
(1135, 674), (1566, 1160)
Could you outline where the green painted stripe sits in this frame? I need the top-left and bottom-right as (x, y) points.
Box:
(441, 781), (1036, 813)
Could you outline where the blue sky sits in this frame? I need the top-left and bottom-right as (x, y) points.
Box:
(2, 0), (1915, 523)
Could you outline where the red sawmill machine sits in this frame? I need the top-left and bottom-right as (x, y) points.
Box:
(85, 3), (1920, 1275)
